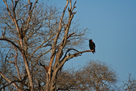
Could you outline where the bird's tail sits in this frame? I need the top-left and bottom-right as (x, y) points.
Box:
(92, 50), (95, 54)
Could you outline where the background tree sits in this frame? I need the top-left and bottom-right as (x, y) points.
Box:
(0, 0), (92, 91)
(80, 60), (116, 91)
(122, 74), (136, 91)
(56, 60), (117, 91)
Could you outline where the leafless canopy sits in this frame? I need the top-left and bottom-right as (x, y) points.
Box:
(0, 0), (92, 91)
(56, 60), (117, 91)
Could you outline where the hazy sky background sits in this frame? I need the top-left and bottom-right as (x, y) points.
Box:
(0, 0), (136, 87)
(51, 0), (136, 86)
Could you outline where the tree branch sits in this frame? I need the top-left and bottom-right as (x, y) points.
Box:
(56, 50), (93, 73)
(14, 47), (21, 81)
(3, 0), (13, 20)
(0, 71), (22, 91)
(62, 48), (79, 59)
(0, 38), (22, 51)
(49, 0), (69, 79)
(54, 1), (77, 70)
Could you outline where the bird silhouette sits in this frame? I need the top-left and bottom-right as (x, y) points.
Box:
(89, 39), (95, 54)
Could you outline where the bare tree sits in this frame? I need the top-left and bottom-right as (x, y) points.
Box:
(0, 0), (93, 91)
(40, 0), (92, 90)
(122, 74), (136, 91)
(56, 60), (117, 91)
(76, 60), (116, 91)
(81, 61), (116, 91)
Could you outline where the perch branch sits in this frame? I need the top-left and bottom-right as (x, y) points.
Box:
(56, 50), (93, 73)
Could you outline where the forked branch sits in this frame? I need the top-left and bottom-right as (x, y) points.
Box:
(56, 50), (94, 73)
(0, 71), (22, 91)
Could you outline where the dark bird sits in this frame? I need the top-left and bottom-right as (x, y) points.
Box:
(89, 39), (95, 54)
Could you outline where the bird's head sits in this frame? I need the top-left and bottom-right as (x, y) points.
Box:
(89, 39), (93, 42)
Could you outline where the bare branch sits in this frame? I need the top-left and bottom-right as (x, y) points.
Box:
(28, 0), (31, 4)
(72, 1), (77, 11)
(0, 71), (22, 91)
(68, 50), (93, 59)
(69, 0), (72, 10)
(56, 50), (93, 73)
(62, 48), (79, 59)
(0, 80), (23, 90)
(13, 1), (18, 13)
(31, 48), (51, 71)
(54, 1), (77, 67)
(67, 32), (75, 39)
(0, 38), (22, 51)
(30, 40), (51, 58)
(3, 0), (13, 20)
(39, 62), (49, 72)
(3, 0), (22, 46)
(14, 46), (21, 80)
(49, 0), (69, 79)
(51, 0), (69, 50)
(2, 27), (6, 38)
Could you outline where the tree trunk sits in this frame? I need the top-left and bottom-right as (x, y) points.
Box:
(46, 70), (58, 91)
(21, 52), (34, 91)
